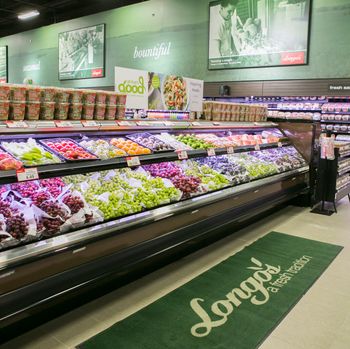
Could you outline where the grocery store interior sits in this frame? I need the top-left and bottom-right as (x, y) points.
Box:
(0, 1), (350, 349)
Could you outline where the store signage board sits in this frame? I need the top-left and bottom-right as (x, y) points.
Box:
(208, 0), (311, 69)
(16, 168), (39, 182)
(59, 24), (105, 81)
(115, 66), (204, 112)
(0, 46), (8, 83)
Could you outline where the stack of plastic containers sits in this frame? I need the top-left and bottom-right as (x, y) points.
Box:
(0, 84), (10, 120)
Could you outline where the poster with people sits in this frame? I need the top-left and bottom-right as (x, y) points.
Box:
(209, 0), (311, 69)
(59, 24), (105, 80)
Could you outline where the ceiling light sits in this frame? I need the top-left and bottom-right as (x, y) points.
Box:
(18, 10), (40, 20)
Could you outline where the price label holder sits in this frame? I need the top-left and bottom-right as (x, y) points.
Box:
(16, 168), (39, 182)
(207, 148), (216, 157)
(177, 150), (188, 160)
(126, 156), (141, 167)
(118, 121), (135, 127)
(192, 122), (202, 126)
(227, 147), (235, 154)
(255, 144), (261, 151)
(82, 120), (100, 127)
(55, 121), (74, 128)
(278, 142), (283, 148)
(6, 121), (29, 128)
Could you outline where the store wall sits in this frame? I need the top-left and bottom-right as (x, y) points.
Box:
(0, 0), (349, 87)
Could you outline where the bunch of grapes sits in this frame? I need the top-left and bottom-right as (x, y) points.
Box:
(11, 181), (39, 198)
(63, 194), (85, 214)
(37, 201), (67, 236)
(6, 213), (29, 239)
(171, 176), (202, 198)
(40, 178), (66, 197)
(31, 191), (51, 207)
(0, 199), (13, 218)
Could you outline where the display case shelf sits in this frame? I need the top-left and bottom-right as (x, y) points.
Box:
(0, 141), (291, 185)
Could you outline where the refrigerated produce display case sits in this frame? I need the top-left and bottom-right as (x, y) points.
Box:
(0, 120), (309, 331)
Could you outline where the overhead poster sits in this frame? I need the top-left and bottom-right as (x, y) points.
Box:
(0, 46), (8, 83)
(209, 0), (311, 69)
(115, 67), (203, 112)
(59, 24), (105, 80)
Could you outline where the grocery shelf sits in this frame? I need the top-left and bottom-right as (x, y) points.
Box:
(0, 165), (308, 270)
(322, 111), (350, 115)
(0, 141), (291, 185)
(321, 120), (350, 124)
(0, 120), (278, 134)
(336, 184), (350, 202)
(267, 118), (316, 123)
(268, 108), (321, 112)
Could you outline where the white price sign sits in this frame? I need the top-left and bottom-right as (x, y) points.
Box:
(255, 144), (261, 151)
(82, 120), (99, 127)
(278, 142), (283, 148)
(227, 147), (235, 154)
(55, 121), (73, 128)
(177, 150), (188, 160)
(126, 156), (141, 167)
(6, 121), (28, 128)
(118, 121), (135, 127)
(207, 148), (216, 157)
(16, 168), (39, 182)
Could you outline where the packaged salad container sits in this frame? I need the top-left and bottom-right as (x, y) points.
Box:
(116, 94), (127, 105)
(54, 102), (69, 120)
(94, 104), (106, 120)
(68, 103), (83, 120)
(96, 92), (107, 105)
(115, 106), (125, 120)
(82, 90), (97, 104)
(26, 86), (42, 102)
(56, 88), (70, 103)
(0, 85), (11, 100)
(25, 101), (41, 120)
(10, 85), (27, 102)
(105, 105), (117, 120)
(40, 102), (56, 120)
(9, 101), (26, 120)
(105, 92), (117, 106)
(0, 100), (10, 120)
(41, 87), (57, 102)
(82, 104), (95, 120)
(68, 89), (84, 104)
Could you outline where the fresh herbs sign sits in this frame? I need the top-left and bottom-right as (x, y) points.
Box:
(0, 46), (8, 83)
(209, 0), (311, 69)
(59, 24), (105, 80)
(115, 66), (203, 112)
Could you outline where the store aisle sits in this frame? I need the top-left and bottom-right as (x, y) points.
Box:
(2, 199), (350, 349)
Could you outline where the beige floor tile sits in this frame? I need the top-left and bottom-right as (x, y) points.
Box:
(259, 335), (304, 349)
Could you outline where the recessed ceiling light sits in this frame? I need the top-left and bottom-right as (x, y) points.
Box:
(18, 10), (40, 20)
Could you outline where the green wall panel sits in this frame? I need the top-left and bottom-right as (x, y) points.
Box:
(0, 0), (349, 87)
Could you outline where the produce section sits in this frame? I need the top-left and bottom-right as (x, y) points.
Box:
(0, 121), (309, 330)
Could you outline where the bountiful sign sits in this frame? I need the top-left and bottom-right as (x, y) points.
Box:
(115, 66), (203, 112)
(80, 232), (342, 349)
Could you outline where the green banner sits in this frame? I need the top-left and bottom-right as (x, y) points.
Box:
(79, 232), (342, 349)
(59, 24), (105, 81)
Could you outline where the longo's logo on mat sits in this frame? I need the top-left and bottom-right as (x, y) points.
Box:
(190, 256), (312, 338)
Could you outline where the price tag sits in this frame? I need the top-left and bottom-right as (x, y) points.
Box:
(118, 121), (134, 127)
(207, 148), (216, 157)
(126, 156), (141, 167)
(192, 122), (202, 126)
(16, 168), (39, 182)
(227, 147), (235, 154)
(55, 121), (73, 128)
(255, 144), (261, 151)
(278, 142), (283, 148)
(177, 150), (188, 160)
(82, 120), (99, 127)
(6, 121), (28, 128)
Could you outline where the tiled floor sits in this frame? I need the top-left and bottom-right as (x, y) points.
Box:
(2, 198), (350, 349)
